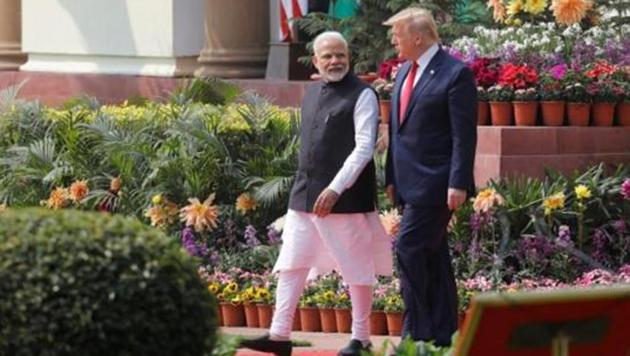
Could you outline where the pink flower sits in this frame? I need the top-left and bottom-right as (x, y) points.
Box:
(621, 178), (630, 200)
(549, 64), (568, 80)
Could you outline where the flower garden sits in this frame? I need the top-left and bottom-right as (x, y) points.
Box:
(1, 0), (629, 354)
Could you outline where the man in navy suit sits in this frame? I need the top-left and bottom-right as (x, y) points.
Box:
(383, 8), (477, 346)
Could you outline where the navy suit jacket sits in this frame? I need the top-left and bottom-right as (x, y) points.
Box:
(385, 48), (477, 207)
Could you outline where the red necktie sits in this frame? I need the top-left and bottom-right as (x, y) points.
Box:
(399, 61), (418, 124)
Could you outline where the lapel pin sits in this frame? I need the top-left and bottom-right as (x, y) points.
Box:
(430, 70), (435, 76)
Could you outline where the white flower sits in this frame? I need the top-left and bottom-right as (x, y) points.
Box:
(271, 215), (286, 232)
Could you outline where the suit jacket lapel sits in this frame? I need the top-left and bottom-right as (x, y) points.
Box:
(399, 49), (445, 130)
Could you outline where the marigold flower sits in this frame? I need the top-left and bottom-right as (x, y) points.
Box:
(110, 177), (122, 193)
(550, 0), (592, 25)
(523, 0), (547, 14)
(379, 208), (402, 237)
(487, 0), (507, 21)
(69, 180), (89, 203)
(472, 188), (505, 213)
(543, 192), (565, 215)
(574, 185), (592, 200)
(46, 187), (69, 210)
(180, 194), (220, 232)
(235, 192), (257, 214)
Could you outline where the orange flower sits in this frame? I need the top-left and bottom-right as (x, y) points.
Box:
(379, 208), (402, 237)
(235, 193), (257, 214)
(145, 201), (178, 228)
(487, 0), (507, 22)
(46, 187), (69, 210)
(110, 177), (122, 193)
(69, 180), (89, 203)
(550, 0), (592, 25)
(180, 194), (220, 232)
(472, 188), (505, 213)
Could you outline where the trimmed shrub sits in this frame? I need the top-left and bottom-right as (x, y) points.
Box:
(0, 208), (217, 356)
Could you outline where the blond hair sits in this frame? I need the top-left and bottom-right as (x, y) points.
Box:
(383, 7), (439, 42)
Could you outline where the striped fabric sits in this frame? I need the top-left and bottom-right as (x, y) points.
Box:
(279, 0), (308, 42)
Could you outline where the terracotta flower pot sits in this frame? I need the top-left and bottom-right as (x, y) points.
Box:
(369, 310), (388, 335)
(592, 102), (615, 126)
(217, 304), (224, 326)
(243, 303), (260, 327)
(540, 101), (565, 126)
(257, 304), (274, 328)
(335, 308), (352, 333)
(379, 100), (391, 124)
(512, 101), (537, 126)
(385, 311), (403, 336)
(477, 101), (489, 125)
(319, 307), (337, 332)
(357, 73), (378, 83)
(617, 102), (630, 126)
(299, 307), (321, 332)
(221, 302), (245, 326)
(567, 102), (590, 126)
(489, 101), (513, 126)
(292, 308), (301, 331)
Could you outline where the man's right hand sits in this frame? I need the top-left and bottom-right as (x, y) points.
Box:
(386, 184), (395, 205)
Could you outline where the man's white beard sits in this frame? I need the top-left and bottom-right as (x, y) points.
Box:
(321, 67), (348, 82)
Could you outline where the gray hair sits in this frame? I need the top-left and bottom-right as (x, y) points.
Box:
(383, 7), (439, 42)
(313, 31), (349, 55)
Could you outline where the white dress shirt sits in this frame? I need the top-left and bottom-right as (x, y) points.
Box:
(327, 87), (379, 195)
(403, 43), (440, 88)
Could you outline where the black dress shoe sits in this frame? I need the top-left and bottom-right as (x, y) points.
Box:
(337, 339), (372, 356)
(239, 333), (292, 356)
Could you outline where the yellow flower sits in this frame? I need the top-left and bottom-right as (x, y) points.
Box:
(235, 192), (257, 214)
(152, 194), (163, 205)
(487, 0), (507, 22)
(69, 180), (89, 203)
(507, 0), (523, 16)
(0, 204), (7, 213)
(550, 0), (592, 25)
(523, 0), (547, 14)
(379, 208), (402, 237)
(145, 201), (178, 227)
(574, 185), (591, 200)
(323, 290), (336, 301)
(543, 192), (565, 215)
(472, 188), (505, 213)
(110, 177), (122, 193)
(208, 283), (220, 294)
(179, 193), (220, 232)
(224, 282), (238, 294)
(46, 187), (69, 210)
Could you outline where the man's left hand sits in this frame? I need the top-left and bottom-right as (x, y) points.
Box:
(447, 188), (467, 211)
(313, 188), (340, 218)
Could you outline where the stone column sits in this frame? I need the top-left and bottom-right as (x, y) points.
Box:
(195, 0), (270, 78)
(0, 0), (26, 70)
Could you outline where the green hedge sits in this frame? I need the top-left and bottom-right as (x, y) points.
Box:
(0, 208), (217, 356)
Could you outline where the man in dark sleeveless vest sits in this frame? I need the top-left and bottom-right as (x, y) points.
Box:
(240, 31), (392, 356)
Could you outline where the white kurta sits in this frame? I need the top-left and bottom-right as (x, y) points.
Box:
(272, 87), (393, 285)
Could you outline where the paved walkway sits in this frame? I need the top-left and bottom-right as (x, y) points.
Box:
(221, 327), (401, 356)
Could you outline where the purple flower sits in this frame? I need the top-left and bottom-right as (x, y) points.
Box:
(181, 227), (208, 257)
(244, 224), (260, 247)
(518, 235), (554, 263)
(555, 225), (573, 248)
(621, 178), (630, 200)
(549, 64), (568, 80)
(612, 219), (627, 236)
(267, 226), (282, 245)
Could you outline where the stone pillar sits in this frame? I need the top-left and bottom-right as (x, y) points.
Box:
(195, 0), (270, 79)
(0, 0), (26, 70)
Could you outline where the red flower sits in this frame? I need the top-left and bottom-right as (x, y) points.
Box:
(498, 63), (539, 89)
(585, 61), (618, 80)
(469, 57), (500, 88)
(378, 58), (405, 80)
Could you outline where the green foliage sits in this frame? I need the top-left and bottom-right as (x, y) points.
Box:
(0, 208), (218, 356)
(172, 77), (241, 106)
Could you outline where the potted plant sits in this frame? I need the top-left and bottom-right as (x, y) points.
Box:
(586, 79), (623, 126)
(564, 70), (592, 126)
(372, 78), (394, 124)
(384, 293), (404, 336)
(314, 289), (338, 332)
(253, 286), (274, 328)
(334, 289), (352, 333)
(218, 281), (245, 327)
(538, 69), (567, 126)
(512, 87), (538, 126)
(298, 282), (321, 332)
(240, 286), (260, 327)
(617, 81), (630, 126)
(370, 281), (389, 335)
(469, 57), (499, 125)
(486, 84), (515, 126)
